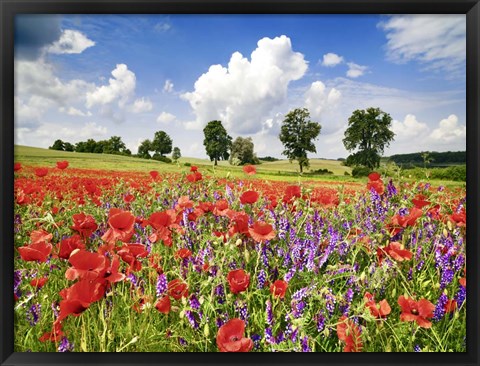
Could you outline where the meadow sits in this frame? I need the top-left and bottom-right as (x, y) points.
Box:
(13, 146), (467, 352)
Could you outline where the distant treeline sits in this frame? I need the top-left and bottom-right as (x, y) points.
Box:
(387, 151), (466, 167)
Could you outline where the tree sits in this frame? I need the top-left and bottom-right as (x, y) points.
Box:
(152, 131), (173, 157)
(279, 108), (321, 173)
(172, 147), (181, 162)
(203, 120), (232, 166)
(342, 107), (395, 170)
(107, 136), (127, 154)
(137, 139), (152, 159)
(64, 142), (75, 152)
(229, 137), (257, 165)
(49, 139), (65, 151)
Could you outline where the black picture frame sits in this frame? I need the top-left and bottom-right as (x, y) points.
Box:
(1, 0), (478, 365)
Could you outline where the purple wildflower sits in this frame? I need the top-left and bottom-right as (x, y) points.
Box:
(58, 336), (74, 352)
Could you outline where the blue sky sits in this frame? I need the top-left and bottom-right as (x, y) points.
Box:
(14, 14), (466, 159)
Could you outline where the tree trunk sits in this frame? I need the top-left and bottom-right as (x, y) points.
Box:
(299, 162), (303, 173)
(214, 158), (218, 166)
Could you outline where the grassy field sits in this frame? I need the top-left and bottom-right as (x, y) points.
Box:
(14, 145), (464, 187)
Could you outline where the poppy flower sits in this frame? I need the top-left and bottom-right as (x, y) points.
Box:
(216, 318), (253, 352)
(270, 280), (288, 299)
(147, 210), (176, 229)
(186, 171), (202, 182)
(34, 167), (48, 177)
(30, 229), (53, 244)
(155, 296), (171, 314)
(174, 248), (192, 260)
(248, 221), (276, 243)
(56, 161), (69, 170)
(71, 213), (98, 240)
(149, 170), (160, 180)
(377, 242), (412, 264)
(240, 190), (259, 205)
(368, 172), (381, 181)
(167, 279), (189, 300)
(18, 241), (53, 262)
(449, 208), (466, 227)
(30, 277), (48, 289)
(123, 193), (135, 203)
(283, 185), (301, 203)
(65, 249), (107, 281)
(58, 278), (106, 321)
(227, 269), (250, 294)
(101, 208), (135, 244)
(103, 255), (125, 284)
(364, 292), (391, 319)
(177, 195), (194, 209)
(412, 194), (430, 209)
(14, 162), (22, 171)
(214, 199), (230, 216)
(58, 235), (86, 260)
(337, 315), (363, 352)
(117, 243), (149, 273)
(444, 299), (457, 313)
(398, 295), (435, 328)
(242, 165), (256, 175)
(228, 212), (250, 237)
(190, 165), (198, 172)
(39, 321), (64, 343)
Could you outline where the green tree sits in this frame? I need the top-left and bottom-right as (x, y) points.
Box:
(343, 107), (395, 170)
(151, 131), (173, 157)
(203, 120), (232, 166)
(49, 139), (65, 151)
(64, 142), (75, 152)
(229, 136), (257, 165)
(108, 136), (127, 154)
(279, 108), (321, 173)
(172, 147), (181, 162)
(137, 139), (152, 159)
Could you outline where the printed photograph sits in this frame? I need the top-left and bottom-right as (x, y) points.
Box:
(13, 14), (466, 352)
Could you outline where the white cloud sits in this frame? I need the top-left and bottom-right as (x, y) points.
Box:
(430, 114), (465, 142)
(59, 106), (92, 117)
(346, 62), (368, 78)
(156, 111), (176, 124)
(303, 81), (341, 133)
(48, 29), (95, 54)
(86, 64), (136, 108)
(154, 22), (171, 32)
(321, 53), (344, 67)
(391, 114), (429, 140)
(130, 97), (153, 113)
(181, 35), (308, 134)
(379, 15), (466, 75)
(163, 79), (174, 93)
(15, 96), (54, 123)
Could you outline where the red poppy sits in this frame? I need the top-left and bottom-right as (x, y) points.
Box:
(39, 321), (64, 343)
(214, 199), (230, 216)
(71, 213), (98, 240)
(364, 292), (391, 319)
(65, 249), (107, 281)
(30, 229), (53, 244)
(149, 170), (160, 180)
(123, 193), (135, 203)
(337, 315), (363, 352)
(146, 210), (176, 229)
(216, 318), (253, 352)
(377, 242), (412, 264)
(242, 165), (256, 175)
(368, 172), (381, 181)
(449, 208), (466, 227)
(198, 201), (214, 213)
(228, 212), (250, 237)
(18, 241), (53, 262)
(412, 194), (430, 209)
(174, 248), (192, 260)
(190, 165), (198, 172)
(30, 277), (48, 289)
(34, 167), (48, 177)
(56, 161), (69, 170)
(58, 235), (86, 260)
(270, 280), (288, 299)
(459, 276), (466, 287)
(155, 296), (171, 314)
(283, 185), (301, 203)
(117, 243), (149, 273)
(444, 299), (457, 313)
(167, 279), (189, 300)
(103, 255), (125, 284)
(14, 162), (22, 171)
(398, 295), (435, 328)
(227, 269), (250, 294)
(249, 221), (276, 243)
(177, 195), (194, 209)
(101, 208), (135, 244)
(240, 190), (259, 205)
(186, 171), (202, 182)
(58, 278), (106, 321)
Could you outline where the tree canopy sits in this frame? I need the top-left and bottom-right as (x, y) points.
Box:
(203, 120), (232, 166)
(343, 107), (395, 170)
(151, 131), (173, 157)
(229, 137), (257, 165)
(279, 108), (321, 173)
(172, 147), (181, 162)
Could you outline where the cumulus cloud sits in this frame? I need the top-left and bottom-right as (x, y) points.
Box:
(48, 29), (95, 54)
(86, 64), (136, 108)
(303, 81), (341, 134)
(181, 35), (308, 133)
(156, 111), (176, 124)
(154, 22), (172, 32)
(163, 79), (174, 93)
(131, 97), (153, 113)
(391, 114), (429, 140)
(321, 53), (344, 67)
(379, 15), (466, 75)
(59, 106), (92, 117)
(430, 114), (465, 142)
(346, 62), (368, 78)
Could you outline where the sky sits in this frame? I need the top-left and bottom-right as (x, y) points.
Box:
(14, 14), (466, 159)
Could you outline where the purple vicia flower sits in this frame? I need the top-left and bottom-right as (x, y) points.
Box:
(455, 285), (466, 308)
(26, 303), (41, 326)
(301, 336), (311, 352)
(266, 300), (273, 326)
(58, 336), (74, 352)
(185, 310), (199, 329)
(156, 274), (168, 298)
(433, 293), (448, 321)
(257, 269), (267, 289)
